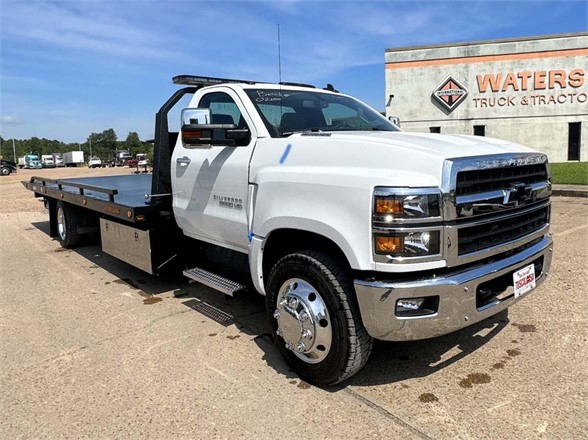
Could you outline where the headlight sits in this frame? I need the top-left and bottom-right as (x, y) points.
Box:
(372, 188), (443, 261)
(374, 191), (440, 222)
(375, 231), (440, 257)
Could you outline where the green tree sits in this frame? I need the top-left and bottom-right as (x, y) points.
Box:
(1, 132), (154, 164)
(125, 131), (142, 153)
(86, 129), (118, 160)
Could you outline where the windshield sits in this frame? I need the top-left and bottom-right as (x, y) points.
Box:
(245, 88), (400, 137)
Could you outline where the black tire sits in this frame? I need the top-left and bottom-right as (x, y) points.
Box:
(266, 250), (373, 386)
(56, 201), (82, 248)
(1, 167), (11, 176)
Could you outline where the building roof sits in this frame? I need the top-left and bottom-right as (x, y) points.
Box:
(385, 32), (588, 53)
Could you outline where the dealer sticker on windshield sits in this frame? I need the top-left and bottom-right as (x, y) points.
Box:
(513, 264), (536, 298)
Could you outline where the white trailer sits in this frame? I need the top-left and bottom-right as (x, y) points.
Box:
(63, 151), (84, 167)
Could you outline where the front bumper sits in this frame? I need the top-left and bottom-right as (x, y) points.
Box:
(354, 235), (553, 341)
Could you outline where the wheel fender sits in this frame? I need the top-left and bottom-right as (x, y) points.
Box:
(255, 217), (364, 266)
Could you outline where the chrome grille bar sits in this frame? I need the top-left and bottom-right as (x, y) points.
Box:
(458, 205), (549, 255)
(441, 153), (551, 268)
(456, 163), (548, 197)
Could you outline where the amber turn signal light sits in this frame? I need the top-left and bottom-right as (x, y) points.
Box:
(375, 198), (403, 214)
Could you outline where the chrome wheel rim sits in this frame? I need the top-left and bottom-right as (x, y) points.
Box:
(57, 206), (66, 241)
(274, 278), (332, 364)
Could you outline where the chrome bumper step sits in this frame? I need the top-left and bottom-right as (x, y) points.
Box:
(183, 267), (246, 296)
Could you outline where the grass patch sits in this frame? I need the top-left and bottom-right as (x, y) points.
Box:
(550, 162), (588, 185)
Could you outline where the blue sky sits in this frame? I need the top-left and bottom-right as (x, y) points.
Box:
(1, 0), (586, 143)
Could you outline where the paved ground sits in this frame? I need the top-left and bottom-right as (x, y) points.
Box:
(1, 167), (587, 439)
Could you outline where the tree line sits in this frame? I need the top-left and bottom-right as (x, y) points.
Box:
(0, 129), (153, 163)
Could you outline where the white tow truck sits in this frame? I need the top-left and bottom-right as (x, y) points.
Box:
(23, 75), (553, 385)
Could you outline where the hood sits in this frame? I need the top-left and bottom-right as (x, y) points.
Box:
(333, 131), (535, 158)
(251, 131), (539, 189)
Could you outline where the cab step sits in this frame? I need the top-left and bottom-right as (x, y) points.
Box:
(183, 267), (246, 296)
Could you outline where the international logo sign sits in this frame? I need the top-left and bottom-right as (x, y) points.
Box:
(432, 76), (468, 111)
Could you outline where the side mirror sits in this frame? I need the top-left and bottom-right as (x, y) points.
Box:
(388, 115), (400, 127)
(181, 108), (250, 148)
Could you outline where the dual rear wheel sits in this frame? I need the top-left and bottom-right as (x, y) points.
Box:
(55, 201), (82, 248)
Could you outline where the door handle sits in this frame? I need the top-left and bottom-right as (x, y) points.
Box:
(176, 156), (191, 167)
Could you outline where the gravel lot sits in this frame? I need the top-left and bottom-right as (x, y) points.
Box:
(1, 167), (587, 439)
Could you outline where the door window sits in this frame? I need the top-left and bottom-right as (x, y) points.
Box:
(198, 92), (247, 128)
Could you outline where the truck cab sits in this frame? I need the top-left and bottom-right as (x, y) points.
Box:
(25, 154), (42, 169)
(1, 159), (17, 176)
(52, 153), (65, 167)
(113, 150), (132, 167)
(41, 155), (56, 168)
(170, 82), (402, 257)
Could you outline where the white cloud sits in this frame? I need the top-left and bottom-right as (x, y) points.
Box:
(0, 116), (24, 125)
(2, 2), (177, 60)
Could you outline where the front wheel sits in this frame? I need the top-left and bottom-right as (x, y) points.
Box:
(1, 167), (11, 176)
(266, 250), (373, 386)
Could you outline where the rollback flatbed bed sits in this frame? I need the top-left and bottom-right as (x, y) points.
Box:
(24, 174), (158, 225)
(23, 173), (182, 275)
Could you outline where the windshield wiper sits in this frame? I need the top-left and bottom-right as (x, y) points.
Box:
(280, 128), (323, 137)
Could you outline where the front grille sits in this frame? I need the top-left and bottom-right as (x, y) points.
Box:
(456, 164), (548, 197)
(458, 206), (549, 255)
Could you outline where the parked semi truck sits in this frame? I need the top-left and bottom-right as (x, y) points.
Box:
(23, 75), (553, 385)
(18, 154), (42, 169)
(112, 150), (132, 167)
(1, 159), (17, 176)
(63, 151), (84, 167)
(52, 153), (65, 167)
(41, 155), (56, 168)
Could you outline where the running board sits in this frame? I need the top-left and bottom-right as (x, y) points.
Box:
(183, 267), (246, 296)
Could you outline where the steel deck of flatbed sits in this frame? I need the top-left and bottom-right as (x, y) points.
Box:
(23, 174), (161, 224)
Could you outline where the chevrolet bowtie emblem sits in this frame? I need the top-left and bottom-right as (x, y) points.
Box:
(503, 183), (529, 205)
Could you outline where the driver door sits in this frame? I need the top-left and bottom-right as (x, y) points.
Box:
(171, 88), (256, 251)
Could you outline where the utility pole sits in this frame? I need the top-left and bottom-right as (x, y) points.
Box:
(13, 139), (16, 162)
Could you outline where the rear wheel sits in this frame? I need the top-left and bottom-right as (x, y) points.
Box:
(56, 201), (82, 248)
(1, 167), (11, 176)
(266, 250), (372, 386)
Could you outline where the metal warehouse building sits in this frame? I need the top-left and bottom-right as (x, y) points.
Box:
(385, 32), (588, 162)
